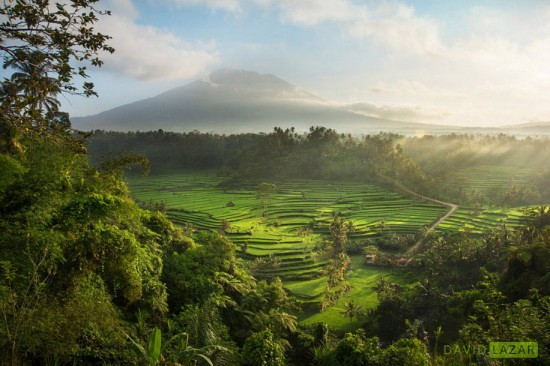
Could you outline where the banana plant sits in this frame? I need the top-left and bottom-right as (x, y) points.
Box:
(125, 326), (218, 366)
(126, 327), (162, 366)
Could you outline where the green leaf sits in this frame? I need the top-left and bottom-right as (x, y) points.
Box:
(148, 327), (162, 364)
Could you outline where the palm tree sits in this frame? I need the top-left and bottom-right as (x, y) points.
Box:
(521, 205), (550, 240)
(6, 51), (61, 114)
(340, 300), (362, 330)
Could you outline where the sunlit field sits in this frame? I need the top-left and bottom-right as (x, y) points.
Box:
(127, 169), (544, 332)
(288, 256), (417, 333)
(128, 171), (447, 280)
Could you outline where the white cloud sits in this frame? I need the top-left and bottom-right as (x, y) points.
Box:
(276, 0), (354, 26)
(163, 0), (243, 12)
(259, 1), (444, 56)
(107, 0), (140, 20)
(98, 0), (219, 81)
(157, 0), (444, 55)
(348, 102), (448, 123)
(348, 5), (444, 55)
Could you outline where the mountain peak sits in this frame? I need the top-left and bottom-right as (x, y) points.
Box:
(207, 68), (294, 91)
(72, 68), (421, 134)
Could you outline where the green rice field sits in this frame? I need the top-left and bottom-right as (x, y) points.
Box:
(128, 171), (447, 280)
(437, 165), (545, 234)
(287, 255), (417, 333)
(127, 170), (540, 332)
(436, 206), (525, 234)
(453, 165), (539, 197)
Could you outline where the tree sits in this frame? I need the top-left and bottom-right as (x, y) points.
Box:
(242, 329), (285, 366)
(378, 338), (429, 366)
(256, 182), (277, 218)
(0, 0), (114, 138)
(329, 216), (351, 256)
(126, 326), (222, 366)
(333, 333), (381, 366)
(7, 50), (61, 113)
(340, 301), (362, 330)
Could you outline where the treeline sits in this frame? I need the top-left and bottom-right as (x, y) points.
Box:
(88, 129), (550, 206)
(402, 133), (550, 205)
(88, 127), (430, 192)
(402, 133), (550, 171)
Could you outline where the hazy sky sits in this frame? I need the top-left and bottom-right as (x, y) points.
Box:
(59, 0), (550, 127)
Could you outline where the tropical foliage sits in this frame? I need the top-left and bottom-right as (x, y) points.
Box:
(1, 1), (549, 365)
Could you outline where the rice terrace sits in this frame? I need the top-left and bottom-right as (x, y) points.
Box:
(127, 164), (539, 331)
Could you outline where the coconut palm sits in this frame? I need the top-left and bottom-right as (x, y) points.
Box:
(6, 51), (61, 114)
(340, 300), (362, 330)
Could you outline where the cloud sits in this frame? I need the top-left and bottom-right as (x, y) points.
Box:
(106, 0), (140, 20)
(97, 0), (219, 81)
(276, 0), (354, 26)
(163, 0), (243, 12)
(347, 5), (444, 55)
(158, 0), (443, 55)
(347, 102), (448, 123)
(263, 1), (444, 55)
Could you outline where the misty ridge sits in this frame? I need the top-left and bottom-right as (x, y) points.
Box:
(73, 68), (550, 137)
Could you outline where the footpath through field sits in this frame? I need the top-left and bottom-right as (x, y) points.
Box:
(386, 179), (458, 256)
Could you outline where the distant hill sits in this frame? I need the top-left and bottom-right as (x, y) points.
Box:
(504, 121), (550, 135)
(72, 69), (439, 134)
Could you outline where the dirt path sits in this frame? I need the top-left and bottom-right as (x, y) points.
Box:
(387, 180), (458, 256)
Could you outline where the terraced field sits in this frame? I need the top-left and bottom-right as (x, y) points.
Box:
(453, 165), (538, 197)
(128, 170), (544, 332)
(286, 256), (417, 333)
(128, 171), (448, 280)
(436, 207), (525, 234)
(438, 165), (545, 234)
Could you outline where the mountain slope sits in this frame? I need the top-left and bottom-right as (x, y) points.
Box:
(73, 69), (435, 133)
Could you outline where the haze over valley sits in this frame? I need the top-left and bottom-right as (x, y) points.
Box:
(73, 68), (550, 136)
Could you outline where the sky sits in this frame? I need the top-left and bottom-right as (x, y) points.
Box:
(58, 0), (550, 127)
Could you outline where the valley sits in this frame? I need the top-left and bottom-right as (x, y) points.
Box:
(127, 167), (543, 333)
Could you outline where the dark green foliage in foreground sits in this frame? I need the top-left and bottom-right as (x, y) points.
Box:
(0, 136), (174, 364)
(242, 329), (285, 366)
(0, 133), (300, 364)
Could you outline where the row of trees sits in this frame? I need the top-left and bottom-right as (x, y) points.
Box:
(87, 127), (431, 194)
(402, 134), (550, 205)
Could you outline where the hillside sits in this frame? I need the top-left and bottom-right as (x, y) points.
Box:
(73, 69), (437, 134)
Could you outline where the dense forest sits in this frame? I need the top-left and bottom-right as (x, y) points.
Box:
(402, 134), (550, 205)
(88, 128), (429, 190)
(1, 2), (549, 365)
(88, 129), (550, 205)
